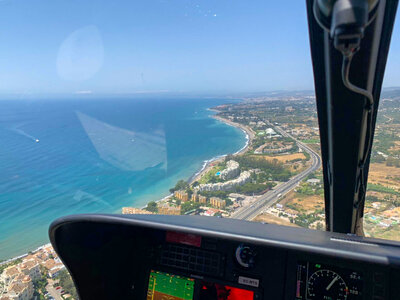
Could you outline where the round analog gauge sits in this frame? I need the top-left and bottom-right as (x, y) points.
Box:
(235, 244), (256, 268)
(308, 269), (349, 300)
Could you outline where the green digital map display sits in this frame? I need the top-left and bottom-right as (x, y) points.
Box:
(146, 270), (195, 300)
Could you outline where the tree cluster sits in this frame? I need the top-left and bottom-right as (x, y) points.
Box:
(145, 201), (158, 213)
(56, 269), (78, 299)
(169, 180), (190, 193)
(235, 156), (292, 181)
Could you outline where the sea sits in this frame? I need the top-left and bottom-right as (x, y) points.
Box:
(0, 97), (247, 260)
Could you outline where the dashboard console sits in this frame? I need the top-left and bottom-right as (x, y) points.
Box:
(49, 214), (400, 299)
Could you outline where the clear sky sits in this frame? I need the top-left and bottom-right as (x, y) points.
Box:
(0, 0), (398, 96)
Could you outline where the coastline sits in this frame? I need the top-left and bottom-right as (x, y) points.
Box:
(141, 110), (255, 209)
(1, 109), (254, 263)
(143, 111), (255, 209)
(188, 112), (255, 184)
(212, 114), (255, 155)
(0, 243), (52, 266)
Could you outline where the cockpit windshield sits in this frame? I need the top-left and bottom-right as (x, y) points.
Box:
(0, 1), (399, 299)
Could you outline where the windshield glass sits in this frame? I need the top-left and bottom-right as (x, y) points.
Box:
(363, 18), (400, 241)
(0, 1), (398, 299)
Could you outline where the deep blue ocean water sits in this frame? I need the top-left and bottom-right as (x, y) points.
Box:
(0, 98), (246, 260)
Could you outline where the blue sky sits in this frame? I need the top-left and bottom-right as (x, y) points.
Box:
(0, 0), (398, 96)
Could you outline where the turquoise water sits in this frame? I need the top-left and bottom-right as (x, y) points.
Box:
(0, 98), (246, 260)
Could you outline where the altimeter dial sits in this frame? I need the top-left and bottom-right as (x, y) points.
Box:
(308, 269), (349, 300)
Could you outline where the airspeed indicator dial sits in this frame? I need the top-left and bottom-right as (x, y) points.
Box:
(308, 269), (349, 300)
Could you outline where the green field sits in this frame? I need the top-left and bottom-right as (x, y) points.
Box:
(301, 139), (320, 144)
(367, 183), (400, 196)
(198, 165), (224, 184)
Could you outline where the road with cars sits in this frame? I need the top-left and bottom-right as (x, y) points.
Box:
(45, 279), (63, 300)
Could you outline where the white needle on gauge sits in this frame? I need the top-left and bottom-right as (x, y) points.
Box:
(326, 275), (339, 291)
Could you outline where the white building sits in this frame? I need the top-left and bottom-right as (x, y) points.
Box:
(196, 171), (251, 192)
(18, 260), (40, 281)
(306, 178), (321, 185)
(0, 258), (41, 300)
(265, 128), (276, 135)
(7, 275), (34, 300)
(219, 160), (240, 181)
(0, 266), (19, 286)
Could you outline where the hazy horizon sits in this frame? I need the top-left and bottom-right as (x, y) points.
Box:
(1, 87), (400, 101)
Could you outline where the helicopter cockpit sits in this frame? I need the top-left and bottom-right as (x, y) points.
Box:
(49, 1), (400, 299)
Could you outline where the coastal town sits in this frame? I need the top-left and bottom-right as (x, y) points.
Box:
(125, 92), (323, 229)
(125, 90), (400, 238)
(0, 244), (74, 300)
(2, 89), (400, 299)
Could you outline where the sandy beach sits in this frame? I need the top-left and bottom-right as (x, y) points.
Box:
(152, 112), (254, 208)
(188, 112), (255, 184)
(213, 115), (255, 155)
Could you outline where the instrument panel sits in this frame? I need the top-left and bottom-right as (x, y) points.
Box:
(48, 214), (400, 300)
(145, 238), (368, 300)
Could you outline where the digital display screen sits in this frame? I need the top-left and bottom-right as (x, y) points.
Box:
(295, 261), (363, 299)
(146, 270), (195, 300)
(199, 282), (254, 300)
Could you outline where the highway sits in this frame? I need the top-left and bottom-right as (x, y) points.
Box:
(232, 121), (322, 221)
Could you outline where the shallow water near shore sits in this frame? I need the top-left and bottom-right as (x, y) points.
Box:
(0, 98), (246, 260)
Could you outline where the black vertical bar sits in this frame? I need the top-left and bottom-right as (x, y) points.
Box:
(306, 0), (398, 233)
